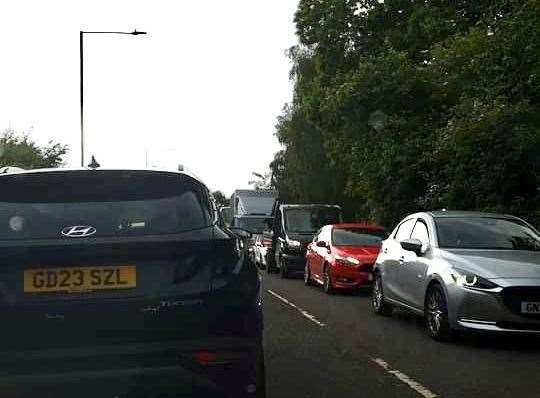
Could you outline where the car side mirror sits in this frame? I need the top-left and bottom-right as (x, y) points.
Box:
(316, 241), (328, 248)
(229, 227), (252, 240)
(400, 238), (427, 256)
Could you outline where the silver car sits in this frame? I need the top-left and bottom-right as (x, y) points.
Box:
(372, 211), (540, 341)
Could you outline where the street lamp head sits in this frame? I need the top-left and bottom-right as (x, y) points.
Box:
(131, 30), (147, 35)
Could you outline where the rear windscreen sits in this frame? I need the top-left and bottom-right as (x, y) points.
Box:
(0, 170), (212, 240)
(332, 228), (387, 246)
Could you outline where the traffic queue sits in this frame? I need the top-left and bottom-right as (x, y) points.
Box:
(227, 190), (540, 343)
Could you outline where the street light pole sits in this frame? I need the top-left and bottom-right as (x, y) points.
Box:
(80, 31), (84, 167)
(79, 30), (147, 167)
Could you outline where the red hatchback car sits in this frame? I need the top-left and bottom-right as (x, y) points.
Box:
(304, 223), (387, 293)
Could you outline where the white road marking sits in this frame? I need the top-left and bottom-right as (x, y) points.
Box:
(267, 289), (327, 327)
(372, 358), (438, 398)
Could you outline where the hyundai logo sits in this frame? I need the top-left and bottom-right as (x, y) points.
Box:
(61, 225), (97, 238)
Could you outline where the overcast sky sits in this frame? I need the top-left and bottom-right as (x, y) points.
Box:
(0, 1), (298, 195)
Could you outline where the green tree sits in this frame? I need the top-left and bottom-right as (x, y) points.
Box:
(271, 0), (540, 228)
(0, 128), (68, 169)
(248, 172), (273, 190)
(212, 190), (230, 208)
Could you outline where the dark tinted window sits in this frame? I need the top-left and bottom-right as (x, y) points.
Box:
(284, 207), (341, 233)
(436, 217), (540, 251)
(232, 217), (269, 234)
(219, 206), (233, 225)
(0, 171), (212, 240)
(332, 228), (387, 246)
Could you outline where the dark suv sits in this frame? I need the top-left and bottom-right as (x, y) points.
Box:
(264, 204), (342, 278)
(0, 168), (264, 397)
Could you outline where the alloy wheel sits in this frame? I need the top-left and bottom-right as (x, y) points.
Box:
(425, 284), (453, 341)
(426, 289), (444, 334)
(372, 277), (383, 311)
(372, 273), (393, 316)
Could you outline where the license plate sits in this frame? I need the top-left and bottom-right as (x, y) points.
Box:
(24, 266), (136, 293)
(521, 302), (540, 314)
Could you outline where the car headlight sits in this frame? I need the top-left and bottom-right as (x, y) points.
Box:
(451, 268), (499, 291)
(335, 255), (361, 266)
(285, 238), (301, 248)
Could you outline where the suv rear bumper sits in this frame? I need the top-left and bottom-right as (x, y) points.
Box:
(0, 337), (264, 398)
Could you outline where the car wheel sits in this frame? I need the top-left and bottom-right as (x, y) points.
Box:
(304, 261), (313, 286)
(323, 265), (334, 294)
(372, 272), (393, 316)
(425, 283), (454, 342)
(279, 256), (289, 279)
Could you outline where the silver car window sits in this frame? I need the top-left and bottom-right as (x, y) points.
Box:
(394, 218), (415, 241)
(436, 217), (540, 251)
(410, 220), (430, 244)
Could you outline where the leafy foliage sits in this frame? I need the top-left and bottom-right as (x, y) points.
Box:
(212, 190), (230, 207)
(248, 172), (273, 190)
(0, 129), (68, 169)
(271, 0), (540, 228)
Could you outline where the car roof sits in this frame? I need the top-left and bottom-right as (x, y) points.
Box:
(232, 215), (271, 219)
(233, 189), (278, 196)
(280, 204), (341, 209)
(332, 223), (385, 230)
(0, 167), (209, 189)
(426, 210), (518, 219)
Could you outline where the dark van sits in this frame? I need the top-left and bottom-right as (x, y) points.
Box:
(264, 204), (342, 278)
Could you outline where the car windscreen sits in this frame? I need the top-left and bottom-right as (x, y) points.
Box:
(233, 217), (269, 234)
(0, 171), (212, 240)
(284, 207), (341, 233)
(237, 196), (276, 216)
(436, 217), (540, 251)
(332, 228), (387, 246)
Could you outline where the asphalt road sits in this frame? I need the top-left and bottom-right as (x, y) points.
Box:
(262, 271), (540, 398)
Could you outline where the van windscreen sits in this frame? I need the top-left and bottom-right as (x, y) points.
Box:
(284, 207), (341, 233)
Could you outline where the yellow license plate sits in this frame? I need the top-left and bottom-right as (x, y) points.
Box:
(23, 266), (136, 293)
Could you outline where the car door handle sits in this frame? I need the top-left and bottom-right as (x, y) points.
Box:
(399, 256), (405, 264)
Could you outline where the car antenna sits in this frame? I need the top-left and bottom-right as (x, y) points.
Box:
(88, 156), (101, 169)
